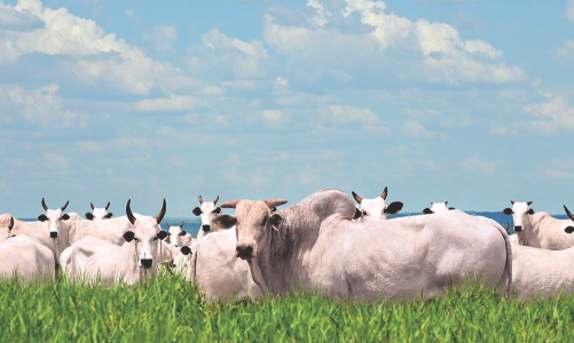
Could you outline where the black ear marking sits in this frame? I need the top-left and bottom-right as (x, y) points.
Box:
(180, 246), (192, 256)
(104, 212), (113, 219)
(61, 213), (70, 220)
(565, 226), (574, 234)
(353, 208), (362, 219)
(123, 231), (135, 242)
(157, 231), (168, 240)
(503, 208), (513, 215)
(85, 212), (94, 220)
(192, 207), (202, 216)
(38, 214), (48, 222)
(526, 208), (534, 215)
(212, 207), (221, 214)
(384, 201), (403, 214)
(422, 208), (433, 215)
(448, 207), (456, 210)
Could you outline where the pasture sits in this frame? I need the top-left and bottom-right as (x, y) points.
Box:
(1, 273), (572, 342)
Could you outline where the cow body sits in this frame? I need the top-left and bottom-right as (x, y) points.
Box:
(0, 235), (56, 282)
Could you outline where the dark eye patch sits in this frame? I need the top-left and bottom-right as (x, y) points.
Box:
(212, 207), (221, 214)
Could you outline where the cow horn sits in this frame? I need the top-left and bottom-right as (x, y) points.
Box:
(213, 195), (220, 205)
(156, 198), (167, 224)
(105, 202), (111, 210)
(527, 201), (533, 206)
(264, 199), (288, 209)
(8, 216), (14, 231)
(90, 202), (95, 210)
(126, 199), (136, 225)
(381, 187), (388, 200)
(351, 191), (363, 204)
(198, 195), (204, 204)
(564, 205), (574, 221)
(221, 200), (240, 209)
(41, 198), (48, 211)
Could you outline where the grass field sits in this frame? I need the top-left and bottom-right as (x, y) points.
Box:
(1, 274), (573, 342)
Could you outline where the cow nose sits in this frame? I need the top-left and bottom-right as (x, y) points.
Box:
(202, 225), (211, 232)
(50, 231), (58, 239)
(236, 245), (254, 260)
(140, 259), (153, 269)
(514, 226), (522, 232)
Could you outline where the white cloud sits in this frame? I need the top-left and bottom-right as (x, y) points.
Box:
(460, 156), (496, 174)
(145, 25), (178, 52)
(261, 109), (286, 127)
(401, 119), (443, 138)
(0, 84), (85, 127)
(524, 95), (574, 132)
(567, 0), (574, 21)
(316, 105), (389, 132)
(0, 3), (42, 30)
(306, 0), (330, 28)
(133, 94), (198, 112)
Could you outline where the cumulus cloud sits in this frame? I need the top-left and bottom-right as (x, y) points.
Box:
(401, 119), (444, 139)
(316, 105), (389, 133)
(460, 156), (496, 174)
(0, 84), (85, 127)
(306, 0), (330, 28)
(0, 3), (42, 30)
(145, 25), (178, 52)
(524, 95), (574, 132)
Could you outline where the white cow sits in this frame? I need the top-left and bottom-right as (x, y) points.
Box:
(502, 201), (574, 249)
(511, 241), (574, 299)
(0, 216), (56, 282)
(351, 186), (403, 221)
(422, 201), (455, 214)
(60, 199), (168, 286)
(192, 195), (223, 239)
(85, 202), (113, 221)
(166, 223), (193, 247)
(190, 227), (261, 301)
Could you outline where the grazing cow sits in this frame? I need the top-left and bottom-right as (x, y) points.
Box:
(511, 241), (574, 299)
(422, 201), (455, 214)
(214, 189), (511, 301)
(351, 187), (403, 221)
(60, 199), (168, 286)
(85, 202), (113, 220)
(191, 227), (261, 301)
(192, 195), (223, 239)
(502, 201), (574, 249)
(0, 232), (56, 282)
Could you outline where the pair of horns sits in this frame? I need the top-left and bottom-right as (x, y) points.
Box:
(126, 199), (167, 225)
(510, 200), (533, 206)
(352, 187), (389, 204)
(198, 195), (219, 205)
(90, 202), (111, 210)
(42, 198), (69, 211)
(220, 198), (288, 209)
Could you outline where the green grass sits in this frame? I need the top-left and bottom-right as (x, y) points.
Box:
(1, 274), (573, 342)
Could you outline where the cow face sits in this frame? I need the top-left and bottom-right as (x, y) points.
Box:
(37, 198), (70, 239)
(502, 201), (534, 232)
(192, 195), (221, 234)
(213, 198), (287, 260)
(422, 201), (455, 214)
(124, 199), (168, 269)
(351, 187), (403, 221)
(85, 202), (113, 220)
(166, 224), (190, 247)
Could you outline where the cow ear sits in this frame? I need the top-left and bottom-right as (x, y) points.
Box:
(385, 201), (403, 214)
(503, 208), (513, 215)
(565, 226), (574, 234)
(449, 207), (456, 210)
(422, 208), (433, 215)
(269, 213), (283, 228)
(38, 214), (48, 222)
(123, 231), (135, 242)
(353, 208), (362, 219)
(61, 213), (70, 220)
(180, 246), (192, 256)
(527, 208), (535, 215)
(157, 230), (168, 240)
(212, 215), (236, 229)
(192, 207), (202, 216)
(212, 207), (222, 214)
(104, 212), (113, 219)
(85, 212), (94, 220)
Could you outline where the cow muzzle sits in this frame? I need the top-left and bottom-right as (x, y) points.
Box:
(514, 226), (522, 232)
(140, 258), (153, 269)
(202, 225), (211, 233)
(236, 244), (254, 260)
(49, 231), (58, 239)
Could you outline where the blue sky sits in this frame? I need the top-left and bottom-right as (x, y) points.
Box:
(0, 0), (573, 217)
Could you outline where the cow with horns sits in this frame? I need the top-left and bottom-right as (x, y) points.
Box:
(193, 195), (223, 239)
(351, 187), (404, 221)
(85, 202), (113, 221)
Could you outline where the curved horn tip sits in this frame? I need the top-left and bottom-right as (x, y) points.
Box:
(381, 187), (388, 200)
(61, 201), (70, 211)
(352, 191), (363, 204)
(8, 216), (14, 230)
(156, 198), (167, 223)
(213, 195), (220, 205)
(41, 198), (48, 211)
(564, 205), (574, 221)
(90, 202), (95, 210)
(126, 199), (136, 225)
(105, 201), (111, 210)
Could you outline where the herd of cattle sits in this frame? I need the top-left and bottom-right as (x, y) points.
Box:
(1, 188), (574, 302)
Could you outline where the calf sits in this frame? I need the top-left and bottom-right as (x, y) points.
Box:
(192, 195), (223, 239)
(502, 201), (574, 249)
(351, 186), (403, 221)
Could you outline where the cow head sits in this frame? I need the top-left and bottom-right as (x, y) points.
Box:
(192, 195), (222, 234)
(563, 205), (574, 234)
(502, 201), (534, 232)
(422, 201), (456, 214)
(85, 202), (113, 220)
(123, 199), (168, 269)
(37, 198), (70, 239)
(351, 187), (403, 220)
(213, 198), (288, 260)
(166, 223), (190, 247)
